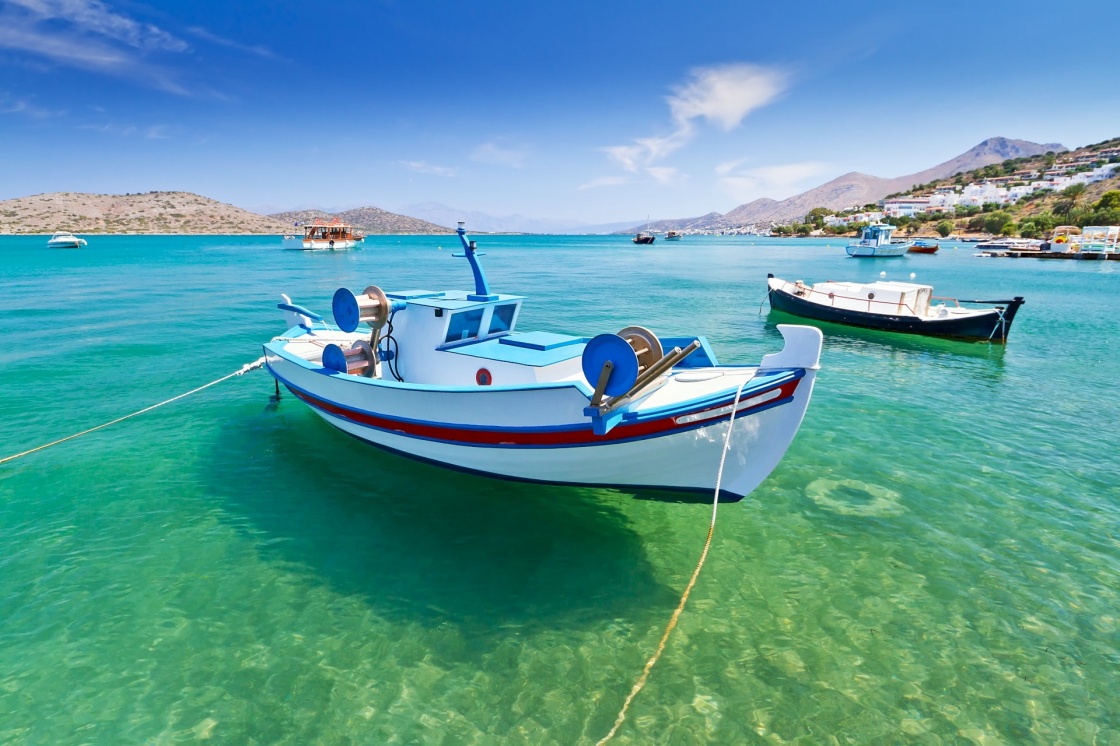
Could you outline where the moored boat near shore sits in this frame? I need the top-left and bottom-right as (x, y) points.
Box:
(665, 230), (682, 241)
(767, 274), (1024, 343)
(263, 225), (823, 501)
(845, 223), (911, 257)
(908, 239), (939, 254)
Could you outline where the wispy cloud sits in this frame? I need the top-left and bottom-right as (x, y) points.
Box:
(398, 160), (457, 177)
(577, 175), (633, 190)
(185, 25), (276, 59)
(0, 93), (63, 117)
(717, 161), (831, 202)
(602, 63), (787, 176)
(471, 141), (528, 168)
(0, 0), (190, 92)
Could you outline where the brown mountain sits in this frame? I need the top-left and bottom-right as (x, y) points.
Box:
(271, 206), (450, 234)
(0, 191), (291, 234)
(643, 137), (1068, 231)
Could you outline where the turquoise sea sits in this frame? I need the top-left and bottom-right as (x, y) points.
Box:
(1, 234), (1117, 744)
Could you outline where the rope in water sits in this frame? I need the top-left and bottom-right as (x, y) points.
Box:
(0, 357), (267, 466)
(596, 375), (751, 745)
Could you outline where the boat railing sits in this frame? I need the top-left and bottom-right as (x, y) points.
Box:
(785, 282), (919, 315)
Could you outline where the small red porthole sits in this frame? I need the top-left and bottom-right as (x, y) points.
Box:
(476, 368), (492, 386)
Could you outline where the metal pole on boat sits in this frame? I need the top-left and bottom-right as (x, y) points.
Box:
(455, 222), (498, 301)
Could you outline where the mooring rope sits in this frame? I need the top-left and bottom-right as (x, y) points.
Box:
(0, 357), (266, 466)
(597, 374), (751, 745)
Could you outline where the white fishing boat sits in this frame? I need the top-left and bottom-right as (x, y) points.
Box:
(46, 232), (87, 248)
(282, 219), (364, 250)
(665, 230), (682, 241)
(263, 224), (823, 501)
(846, 223), (911, 257)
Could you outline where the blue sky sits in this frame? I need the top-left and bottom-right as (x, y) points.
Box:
(2, 0), (1118, 224)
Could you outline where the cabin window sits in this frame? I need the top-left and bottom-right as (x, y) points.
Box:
(488, 303), (517, 334)
(444, 308), (484, 343)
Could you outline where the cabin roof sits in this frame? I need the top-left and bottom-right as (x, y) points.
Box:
(386, 289), (524, 310)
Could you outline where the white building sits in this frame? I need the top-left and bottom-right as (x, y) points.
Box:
(824, 211), (884, 227)
(882, 198), (931, 218)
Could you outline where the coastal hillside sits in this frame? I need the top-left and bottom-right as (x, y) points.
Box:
(635, 137), (1067, 232)
(270, 206), (450, 234)
(0, 191), (290, 234)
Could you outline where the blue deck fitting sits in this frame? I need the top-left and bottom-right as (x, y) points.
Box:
(455, 223), (499, 301)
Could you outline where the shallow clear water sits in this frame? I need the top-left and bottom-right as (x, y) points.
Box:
(1, 234), (1117, 744)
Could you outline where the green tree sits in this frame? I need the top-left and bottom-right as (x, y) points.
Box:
(1053, 198), (1075, 216)
(1062, 183), (1087, 207)
(1018, 221), (1041, 239)
(1095, 190), (1120, 210)
(967, 215), (987, 232)
(935, 220), (954, 238)
(804, 207), (834, 229)
(984, 211), (1013, 235)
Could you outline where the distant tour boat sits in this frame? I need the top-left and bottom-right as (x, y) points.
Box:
(767, 274), (1025, 343)
(46, 231), (87, 248)
(665, 230), (682, 241)
(283, 219), (364, 251)
(908, 239), (939, 254)
(261, 223), (824, 501)
(846, 223), (911, 257)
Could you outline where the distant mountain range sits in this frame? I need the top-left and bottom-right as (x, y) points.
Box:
(270, 206), (450, 234)
(633, 137), (1068, 232)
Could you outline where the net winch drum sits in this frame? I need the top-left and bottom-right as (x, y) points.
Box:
(332, 285), (395, 333)
(616, 326), (663, 376)
(322, 340), (376, 377)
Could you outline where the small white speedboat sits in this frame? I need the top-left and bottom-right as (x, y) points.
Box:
(47, 232), (87, 248)
(263, 224), (823, 501)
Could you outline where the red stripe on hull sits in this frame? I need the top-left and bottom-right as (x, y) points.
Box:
(290, 379), (800, 447)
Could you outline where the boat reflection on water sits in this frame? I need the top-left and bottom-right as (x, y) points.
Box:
(761, 314), (1007, 382)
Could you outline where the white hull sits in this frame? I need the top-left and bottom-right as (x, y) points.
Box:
(846, 244), (908, 257)
(264, 328), (820, 500)
(283, 237), (363, 251)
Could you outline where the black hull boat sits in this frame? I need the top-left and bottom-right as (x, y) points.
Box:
(633, 233), (656, 244)
(767, 275), (1024, 343)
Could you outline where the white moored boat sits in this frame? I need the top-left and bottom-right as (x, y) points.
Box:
(846, 223), (911, 257)
(263, 223), (823, 501)
(46, 232), (87, 248)
(282, 219), (364, 250)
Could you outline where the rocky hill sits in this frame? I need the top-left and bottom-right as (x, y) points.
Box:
(271, 206), (450, 234)
(0, 191), (291, 234)
(635, 137), (1068, 231)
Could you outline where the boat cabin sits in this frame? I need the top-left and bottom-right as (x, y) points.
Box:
(852, 223), (899, 248)
(302, 220), (361, 242)
(807, 280), (933, 317)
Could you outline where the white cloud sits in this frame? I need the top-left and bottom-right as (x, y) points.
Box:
(577, 175), (632, 190)
(718, 161), (831, 202)
(0, 93), (63, 117)
(185, 26), (276, 59)
(398, 160), (457, 177)
(667, 64), (786, 132)
(599, 63), (787, 178)
(0, 0), (190, 92)
(471, 142), (528, 168)
(646, 166), (683, 185)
